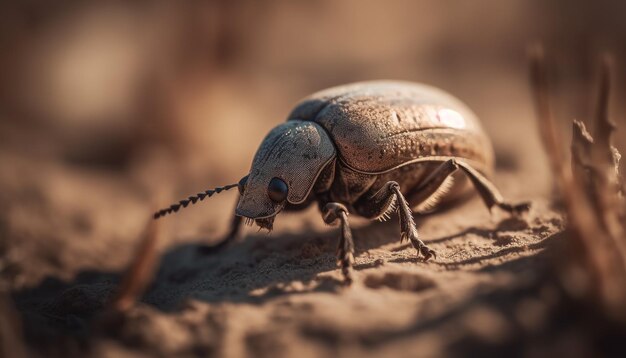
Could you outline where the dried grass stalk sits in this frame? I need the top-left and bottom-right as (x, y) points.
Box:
(0, 294), (28, 358)
(529, 47), (626, 320)
(108, 217), (160, 312)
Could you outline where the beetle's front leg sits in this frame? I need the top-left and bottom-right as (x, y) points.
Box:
(321, 202), (354, 284)
(197, 213), (242, 255)
(354, 182), (436, 260)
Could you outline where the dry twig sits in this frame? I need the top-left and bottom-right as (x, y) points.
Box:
(0, 294), (28, 358)
(108, 216), (160, 312)
(530, 46), (626, 320)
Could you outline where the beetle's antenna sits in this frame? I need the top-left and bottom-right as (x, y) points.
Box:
(153, 183), (238, 219)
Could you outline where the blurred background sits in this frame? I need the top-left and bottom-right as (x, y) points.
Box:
(2, 0), (625, 181)
(1, 1), (626, 356)
(2, 0), (626, 306)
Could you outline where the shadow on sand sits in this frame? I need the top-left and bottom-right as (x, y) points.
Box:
(11, 210), (556, 346)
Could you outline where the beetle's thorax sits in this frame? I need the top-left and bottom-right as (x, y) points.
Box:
(236, 120), (336, 224)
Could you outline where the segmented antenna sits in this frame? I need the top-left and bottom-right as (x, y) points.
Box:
(154, 183), (238, 219)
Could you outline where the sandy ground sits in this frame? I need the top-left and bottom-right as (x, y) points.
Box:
(1, 131), (567, 357)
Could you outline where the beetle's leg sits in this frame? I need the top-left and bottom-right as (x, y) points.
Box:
(407, 159), (530, 215)
(321, 202), (354, 284)
(355, 182), (436, 260)
(197, 214), (242, 255)
(405, 159), (460, 212)
(389, 183), (437, 260)
(454, 160), (530, 214)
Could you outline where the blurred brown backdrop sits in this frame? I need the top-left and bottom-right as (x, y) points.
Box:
(1, 0), (626, 284)
(2, 0), (625, 179)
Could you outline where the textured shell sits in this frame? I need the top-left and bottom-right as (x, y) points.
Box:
(236, 120), (336, 219)
(288, 81), (494, 175)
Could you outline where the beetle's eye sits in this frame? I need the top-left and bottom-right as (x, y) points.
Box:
(238, 175), (249, 195)
(268, 177), (288, 203)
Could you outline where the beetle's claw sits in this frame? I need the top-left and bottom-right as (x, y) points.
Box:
(514, 201), (532, 214)
(498, 201), (532, 216)
(420, 246), (437, 261)
(342, 273), (354, 286)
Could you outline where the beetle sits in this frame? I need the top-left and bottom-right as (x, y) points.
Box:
(154, 81), (530, 283)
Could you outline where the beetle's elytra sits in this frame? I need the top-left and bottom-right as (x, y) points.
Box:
(155, 81), (530, 283)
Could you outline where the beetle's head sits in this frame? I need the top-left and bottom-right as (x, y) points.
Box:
(152, 120), (336, 229)
(235, 120), (336, 230)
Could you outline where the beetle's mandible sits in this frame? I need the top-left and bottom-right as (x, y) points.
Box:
(154, 81), (530, 283)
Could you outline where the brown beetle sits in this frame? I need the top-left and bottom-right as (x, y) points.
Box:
(154, 81), (529, 283)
